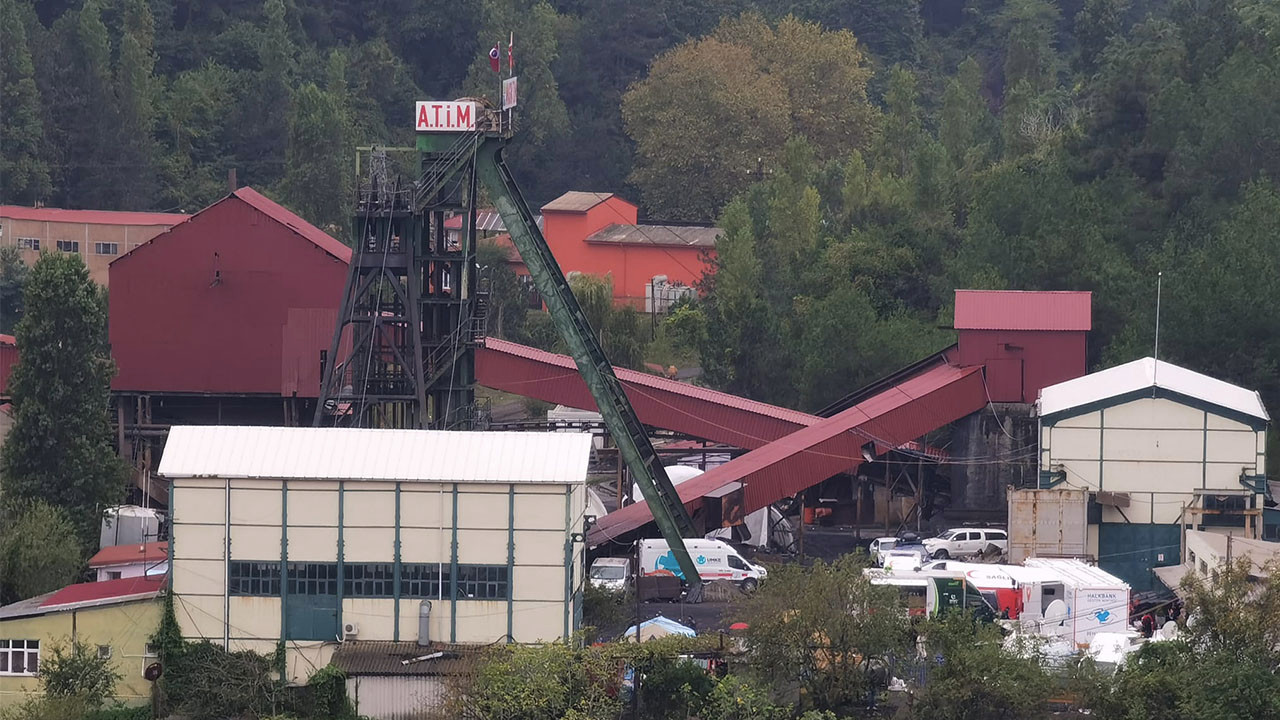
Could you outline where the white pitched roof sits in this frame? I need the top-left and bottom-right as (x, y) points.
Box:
(1038, 357), (1268, 421)
(158, 426), (593, 484)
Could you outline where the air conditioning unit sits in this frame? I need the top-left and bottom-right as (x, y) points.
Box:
(342, 622), (359, 640)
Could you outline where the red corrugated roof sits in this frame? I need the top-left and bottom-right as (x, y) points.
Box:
(588, 363), (986, 545)
(88, 541), (168, 568)
(954, 290), (1092, 331)
(231, 188), (353, 263)
(0, 205), (188, 226)
(483, 338), (816, 427)
(39, 575), (166, 611)
(0, 335), (14, 346)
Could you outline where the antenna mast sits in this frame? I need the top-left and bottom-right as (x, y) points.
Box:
(1154, 271), (1162, 389)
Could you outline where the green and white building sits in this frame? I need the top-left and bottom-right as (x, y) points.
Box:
(160, 426), (591, 683)
(1037, 357), (1269, 591)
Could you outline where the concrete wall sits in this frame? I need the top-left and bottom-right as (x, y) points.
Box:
(171, 476), (586, 684)
(1041, 395), (1266, 558)
(0, 599), (162, 708)
(948, 403), (1037, 515)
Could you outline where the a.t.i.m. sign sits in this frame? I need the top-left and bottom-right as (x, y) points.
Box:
(414, 101), (477, 132)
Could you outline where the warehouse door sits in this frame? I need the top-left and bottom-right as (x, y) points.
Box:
(285, 563), (340, 641)
(1097, 524), (1182, 593)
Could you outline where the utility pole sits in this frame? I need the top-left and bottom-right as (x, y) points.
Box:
(1154, 271), (1163, 389)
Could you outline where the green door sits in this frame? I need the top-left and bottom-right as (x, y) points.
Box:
(285, 563), (340, 641)
(1097, 524), (1182, 593)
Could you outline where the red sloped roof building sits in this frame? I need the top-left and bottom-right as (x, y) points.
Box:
(109, 188), (350, 404)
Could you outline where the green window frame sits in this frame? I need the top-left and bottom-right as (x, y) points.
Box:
(343, 563), (396, 597)
(456, 565), (509, 600)
(287, 563), (338, 595)
(229, 561), (281, 596)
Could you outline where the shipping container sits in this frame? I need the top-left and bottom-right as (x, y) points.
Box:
(1008, 488), (1088, 563)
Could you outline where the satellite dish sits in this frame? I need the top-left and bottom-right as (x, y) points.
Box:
(1043, 599), (1068, 627)
(144, 662), (163, 682)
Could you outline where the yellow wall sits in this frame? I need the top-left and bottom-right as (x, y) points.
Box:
(0, 599), (161, 708)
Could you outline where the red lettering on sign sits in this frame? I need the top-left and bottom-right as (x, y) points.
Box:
(457, 104), (472, 128)
(417, 104), (429, 128)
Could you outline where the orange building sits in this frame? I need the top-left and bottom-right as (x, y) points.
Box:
(0, 206), (189, 285)
(480, 192), (719, 310)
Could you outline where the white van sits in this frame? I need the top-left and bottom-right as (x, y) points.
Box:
(589, 557), (632, 592)
(638, 538), (768, 591)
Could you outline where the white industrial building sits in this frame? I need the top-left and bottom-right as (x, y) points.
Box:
(159, 426), (591, 684)
(1037, 357), (1269, 591)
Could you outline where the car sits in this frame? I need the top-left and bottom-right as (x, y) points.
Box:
(869, 536), (898, 565)
(922, 528), (1008, 560)
(880, 548), (928, 573)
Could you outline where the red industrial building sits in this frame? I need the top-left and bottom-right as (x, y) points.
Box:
(471, 289), (1094, 543)
(109, 187), (350, 499)
(477, 192), (719, 310)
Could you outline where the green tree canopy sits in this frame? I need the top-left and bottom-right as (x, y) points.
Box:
(0, 253), (126, 547)
(0, 499), (83, 605)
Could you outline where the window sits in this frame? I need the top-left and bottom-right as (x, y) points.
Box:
(56, 240), (80, 253)
(94, 242), (119, 255)
(107, 571), (122, 580)
(0, 640), (39, 675)
(287, 563), (338, 595)
(16, 237), (38, 251)
(344, 563), (395, 597)
(229, 561), (281, 596)
(97, 645), (112, 660)
(727, 556), (747, 570)
(402, 564), (448, 598)
(144, 643), (159, 657)
(456, 565), (509, 600)
(987, 531), (1007, 541)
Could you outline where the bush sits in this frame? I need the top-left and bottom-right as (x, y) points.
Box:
(39, 639), (120, 708)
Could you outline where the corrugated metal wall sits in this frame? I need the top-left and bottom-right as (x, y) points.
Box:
(109, 196), (349, 397)
(1097, 523), (1182, 593)
(347, 675), (447, 719)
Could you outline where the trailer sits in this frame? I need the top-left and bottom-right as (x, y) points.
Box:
(1023, 558), (1130, 646)
(1007, 488), (1088, 563)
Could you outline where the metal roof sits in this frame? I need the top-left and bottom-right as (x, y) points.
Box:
(541, 192), (615, 213)
(158, 426), (593, 484)
(0, 205), (188, 227)
(331, 641), (480, 676)
(478, 339), (816, 452)
(588, 363), (987, 545)
(586, 224), (721, 248)
(443, 210), (542, 233)
(1038, 357), (1269, 421)
(954, 290), (1092, 331)
(0, 576), (168, 617)
(1023, 558), (1128, 589)
(88, 541), (168, 569)
(231, 188), (353, 263)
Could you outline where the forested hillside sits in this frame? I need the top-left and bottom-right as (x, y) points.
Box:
(4, 0), (1280, 421)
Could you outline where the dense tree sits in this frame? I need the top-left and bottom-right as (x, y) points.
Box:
(0, 0), (50, 204)
(282, 70), (353, 232)
(912, 612), (1053, 720)
(624, 14), (876, 221)
(737, 553), (911, 713)
(1088, 559), (1280, 719)
(0, 253), (126, 547)
(0, 499), (83, 605)
(112, 0), (162, 209)
(0, 247), (28, 335)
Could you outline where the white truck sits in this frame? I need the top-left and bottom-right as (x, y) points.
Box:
(1022, 558), (1130, 647)
(638, 538), (768, 591)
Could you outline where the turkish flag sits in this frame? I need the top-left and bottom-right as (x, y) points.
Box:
(489, 44), (501, 72)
